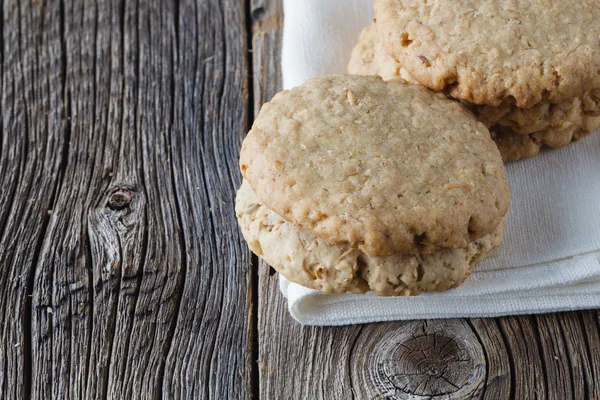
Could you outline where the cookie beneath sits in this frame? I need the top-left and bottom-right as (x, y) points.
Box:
(348, 25), (600, 162)
(236, 180), (505, 296)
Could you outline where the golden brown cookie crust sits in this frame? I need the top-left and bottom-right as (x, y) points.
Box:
(347, 25), (418, 83)
(348, 26), (600, 161)
(469, 90), (600, 136)
(236, 180), (505, 296)
(374, 0), (600, 108)
(474, 92), (600, 161)
(491, 119), (600, 162)
(240, 75), (509, 256)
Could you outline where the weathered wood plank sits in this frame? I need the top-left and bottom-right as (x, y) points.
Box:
(258, 270), (361, 399)
(0, 0), (67, 398)
(15, 0), (253, 399)
(252, 1), (600, 399)
(536, 314), (574, 398)
(495, 317), (547, 398)
(162, 0), (254, 398)
(468, 319), (511, 399)
(558, 312), (598, 398)
(581, 311), (600, 397)
(31, 0), (122, 397)
(28, 0), (187, 398)
(250, 0), (284, 114)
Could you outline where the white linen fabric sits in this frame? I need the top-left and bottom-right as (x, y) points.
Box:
(278, 0), (600, 325)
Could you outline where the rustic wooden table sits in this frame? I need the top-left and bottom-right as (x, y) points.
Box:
(0, 0), (599, 398)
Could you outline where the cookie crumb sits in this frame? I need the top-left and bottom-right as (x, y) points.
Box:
(399, 32), (413, 47)
(345, 88), (358, 105)
(418, 55), (430, 67)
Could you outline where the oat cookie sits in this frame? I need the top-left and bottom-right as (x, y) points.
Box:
(240, 75), (509, 256)
(374, 0), (600, 108)
(236, 180), (505, 296)
(349, 26), (600, 161)
(347, 25), (418, 83)
(491, 121), (600, 162)
(474, 96), (600, 161)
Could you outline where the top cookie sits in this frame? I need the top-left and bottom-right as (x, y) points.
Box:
(348, 24), (419, 83)
(374, 0), (600, 108)
(240, 75), (509, 256)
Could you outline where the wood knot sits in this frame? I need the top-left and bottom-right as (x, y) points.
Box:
(377, 334), (473, 396)
(251, 6), (266, 21)
(361, 321), (486, 399)
(107, 188), (133, 211)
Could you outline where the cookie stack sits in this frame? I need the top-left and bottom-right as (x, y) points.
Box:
(236, 75), (510, 295)
(349, 0), (600, 161)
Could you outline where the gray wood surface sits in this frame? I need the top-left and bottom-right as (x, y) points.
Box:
(0, 0), (598, 398)
(1, 0), (252, 398)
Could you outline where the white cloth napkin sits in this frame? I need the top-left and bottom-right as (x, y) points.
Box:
(279, 0), (600, 326)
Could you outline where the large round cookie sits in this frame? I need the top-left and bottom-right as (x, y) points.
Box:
(240, 75), (509, 256)
(349, 26), (600, 161)
(236, 180), (505, 296)
(374, 0), (600, 108)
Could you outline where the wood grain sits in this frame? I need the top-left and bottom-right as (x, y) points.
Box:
(1, 0), (253, 398)
(162, 0), (253, 398)
(0, 0), (67, 398)
(468, 319), (511, 398)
